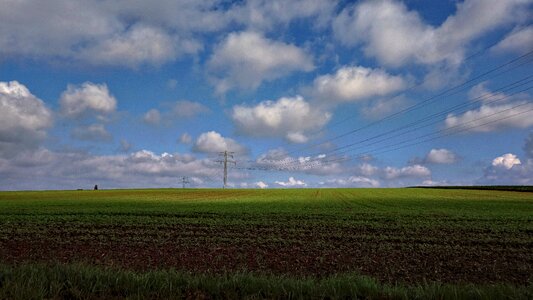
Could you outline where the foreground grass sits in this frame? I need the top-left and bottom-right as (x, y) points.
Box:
(0, 263), (531, 300)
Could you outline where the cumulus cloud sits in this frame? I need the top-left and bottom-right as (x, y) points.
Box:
(79, 24), (199, 67)
(0, 81), (53, 158)
(333, 0), (529, 68)
(467, 82), (509, 103)
(492, 153), (521, 169)
(360, 96), (408, 119)
(311, 66), (406, 103)
(0, 1), (226, 67)
(232, 96), (331, 143)
(143, 109), (162, 125)
(255, 148), (344, 175)
(445, 101), (533, 132)
(481, 153), (532, 185)
(143, 100), (209, 126)
(60, 82), (117, 118)
(255, 181), (268, 189)
(383, 164), (431, 179)
(208, 31), (314, 93)
(425, 149), (458, 164)
(321, 176), (380, 187)
(169, 100), (210, 118)
(275, 177), (306, 187)
(445, 83), (533, 132)
(179, 133), (192, 144)
(354, 163), (379, 177)
(0, 148), (233, 190)
(71, 124), (112, 142)
(229, 0), (335, 31)
(193, 131), (247, 154)
(492, 26), (533, 55)
(0, 0), (338, 67)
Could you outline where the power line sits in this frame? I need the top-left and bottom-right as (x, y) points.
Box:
(293, 37), (507, 139)
(324, 104), (533, 165)
(252, 75), (533, 171)
(308, 79), (533, 160)
(238, 100), (533, 173)
(286, 49), (533, 156)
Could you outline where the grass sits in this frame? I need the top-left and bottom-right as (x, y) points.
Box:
(0, 263), (531, 300)
(0, 188), (532, 298)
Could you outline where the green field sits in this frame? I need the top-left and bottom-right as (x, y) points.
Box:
(0, 188), (532, 299)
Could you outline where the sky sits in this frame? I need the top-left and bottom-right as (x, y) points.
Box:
(1, 0), (533, 190)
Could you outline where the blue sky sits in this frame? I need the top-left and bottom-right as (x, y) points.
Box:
(1, 0), (532, 190)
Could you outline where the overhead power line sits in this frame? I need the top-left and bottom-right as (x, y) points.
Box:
(254, 75), (533, 171)
(286, 49), (533, 156)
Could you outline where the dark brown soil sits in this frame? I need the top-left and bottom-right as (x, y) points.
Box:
(1, 222), (531, 285)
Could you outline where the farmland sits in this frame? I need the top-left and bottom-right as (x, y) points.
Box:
(0, 188), (532, 298)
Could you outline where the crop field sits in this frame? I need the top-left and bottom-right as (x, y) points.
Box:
(0, 188), (532, 298)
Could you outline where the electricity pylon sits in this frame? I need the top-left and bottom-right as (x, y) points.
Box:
(181, 176), (189, 189)
(216, 151), (235, 188)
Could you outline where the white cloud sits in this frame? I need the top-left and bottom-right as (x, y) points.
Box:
(255, 181), (268, 189)
(193, 131), (247, 154)
(143, 109), (162, 125)
(179, 133), (192, 144)
(311, 66), (406, 103)
(79, 24), (199, 67)
(232, 96), (331, 143)
(492, 26), (533, 55)
(208, 31), (314, 93)
(255, 148), (344, 175)
(355, 163), (379, 177)
(492, 153), (521, 169)
(169, 100), (210, 118)
(360, 96), (408, 119)
(144, 101), (209, 126)
(275, 176), (306, 187)
(0, 81), (53, 158)
(0, 1), (227, 67)
(467, 82), (508, 103)
(71, 124), (112, 142)
(60, 82), (117, 118)
(0, 1), (337, 67)
(383, 164), (431, 179)
(446, 83), (533, 132)
(229, 0), (335, 31)
(0, 147), (237, 190)
(482, 155), (532, 185)
(285, 132), (309, 144)
(425, 149), (458, 164)
(445, 101), (533, 132)
(322, 176), (380, 187)
(349, 176), (380, 187)
(333, 0), (529, 68)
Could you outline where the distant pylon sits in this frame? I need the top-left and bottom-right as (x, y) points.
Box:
(181, 176), (189, 189)
(216, 150), (236, 188)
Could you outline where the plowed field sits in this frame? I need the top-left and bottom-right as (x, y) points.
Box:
(0, 188), (531, 285)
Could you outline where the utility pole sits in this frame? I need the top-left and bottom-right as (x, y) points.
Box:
(216, 151), (235, 188)
(181, 176), (189, 189)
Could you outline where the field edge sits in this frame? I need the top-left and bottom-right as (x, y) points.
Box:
(0, 263), (531, 300)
